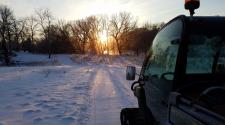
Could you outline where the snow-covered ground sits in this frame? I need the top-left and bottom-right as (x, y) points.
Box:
(0, 52), (144, 125)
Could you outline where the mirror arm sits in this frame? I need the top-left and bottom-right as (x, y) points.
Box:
(137, 74), (146, 82)
(135, 73), (140, 76)
(135, 73), (144, 80)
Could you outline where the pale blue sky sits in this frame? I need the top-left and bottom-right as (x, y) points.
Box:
(0, 0), (225, 25)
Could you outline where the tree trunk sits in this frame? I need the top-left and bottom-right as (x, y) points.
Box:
(1, 38), (10, 66)
(14, 34), (20, 51)
(82, 42), (85, 54)
(136, 48), (139, 56)
(7, 29), (12, 54)
(47, 33), (51, 59)
(48, 40), (51, 58)
(115, 39), (121, 55)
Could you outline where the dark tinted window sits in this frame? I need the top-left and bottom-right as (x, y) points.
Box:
(187, 36), (225, 73)
(186, 20), (225, 74)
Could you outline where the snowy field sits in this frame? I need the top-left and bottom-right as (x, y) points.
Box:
(0, 52), (144, 125)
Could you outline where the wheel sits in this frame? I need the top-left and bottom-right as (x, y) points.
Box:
(120, 108), (154, 125)
(120, 108), (129, 125)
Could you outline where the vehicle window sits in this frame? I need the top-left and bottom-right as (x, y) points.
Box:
(144, 19), (183, 80)
(187, 35), (225, 73)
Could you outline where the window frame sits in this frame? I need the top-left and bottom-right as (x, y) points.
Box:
(179, 17), (225, 88)
(140, 16), (186, 85)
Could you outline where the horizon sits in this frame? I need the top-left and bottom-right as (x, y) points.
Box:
(1, 0), (225, 25)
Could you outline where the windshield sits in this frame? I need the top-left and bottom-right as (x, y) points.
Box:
(187, 22), (225, 74)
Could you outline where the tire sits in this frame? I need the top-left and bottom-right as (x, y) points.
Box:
(120, 108), (153, 125)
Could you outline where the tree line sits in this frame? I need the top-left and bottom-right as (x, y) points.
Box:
(0, 5), (163, 65)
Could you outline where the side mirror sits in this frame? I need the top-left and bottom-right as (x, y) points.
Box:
(126, 66), (136, 80)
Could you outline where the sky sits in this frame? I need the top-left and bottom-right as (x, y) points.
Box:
(0, 0), (225, 25)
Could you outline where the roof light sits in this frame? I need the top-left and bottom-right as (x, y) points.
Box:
(185, 0), (200, 16)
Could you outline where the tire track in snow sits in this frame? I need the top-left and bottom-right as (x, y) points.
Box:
(88, 65), (137, 125)
(106, 67), (137, 107)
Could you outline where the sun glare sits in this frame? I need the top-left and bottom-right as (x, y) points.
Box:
(99, 30), (108, 44)
(103, 50), (108, 55)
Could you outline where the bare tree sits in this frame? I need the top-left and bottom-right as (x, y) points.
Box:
(0, 5), (14, 65)
(49, 20), (75, 53)
(87, 16), (101, 54)
(6, 18), (14, 53)
(69, 21), (82, 53)
(12, 18), (26, 51)
(69, 18), (92, 54)
(57, 20), (71, 42)
(36, 8), (53, 58)
(26, 16), (38, 46)
(78, 19), (91, 54)
(143, 21), (164, 31)
(109, 12), (137, 55)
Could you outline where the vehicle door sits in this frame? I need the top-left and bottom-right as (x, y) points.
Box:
(142, 19), (183, 124)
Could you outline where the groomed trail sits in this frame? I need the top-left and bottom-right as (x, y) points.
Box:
(88, 65), (137, 125)
(0, 53), (142, 125)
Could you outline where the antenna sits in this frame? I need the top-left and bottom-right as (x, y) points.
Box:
(185, 0), (200, 16)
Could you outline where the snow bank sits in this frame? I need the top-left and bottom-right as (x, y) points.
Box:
(12, 52), (76, 66)
(10, 52), (144, 67)
(71, 54), (144, 67)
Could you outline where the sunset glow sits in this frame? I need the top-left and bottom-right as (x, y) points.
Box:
(81, 1), (121, 17)
(1, 0), (225, 24)
(103, 50), (108, 55)
(99, 30), (108, 44)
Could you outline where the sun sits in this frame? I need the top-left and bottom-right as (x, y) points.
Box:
(103, 50), (108, 55)
(99, 30), (108, 44)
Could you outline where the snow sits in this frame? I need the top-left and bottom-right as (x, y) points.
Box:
(11, 52), (76, 66)
(0, 53), (143, 125)
(14, 52), (52, 62)
(88, 66), (137, 125)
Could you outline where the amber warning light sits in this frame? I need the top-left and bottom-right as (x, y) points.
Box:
(185, 0), (200, 16)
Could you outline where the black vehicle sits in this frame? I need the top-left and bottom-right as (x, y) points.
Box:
(121, 1), (225, 125)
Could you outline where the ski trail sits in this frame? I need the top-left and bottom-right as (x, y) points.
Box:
(88, 66), (137, 125)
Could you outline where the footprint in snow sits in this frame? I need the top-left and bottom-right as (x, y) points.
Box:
(20, 102), (30, 107)
(54, 114), (63, 118)
(50, 97), (57, 101)
(26, 96), (33, 100)
(69, 111), (78, 116)
(35, 93), (43, 97)
(25, 91), (31, 95)
(60, 117), (75, 124)
(73, 86), (83, 90)
(14, 92), (24, 97)
(23, 109), (41, 118)
(70, 102), (77, 105)
(33, 117), (43, 122)
(35, 102), (52, 109)
(14, 91), (30, 97)
(5, 105), (13, 109)
(48, 107), (58, 111)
